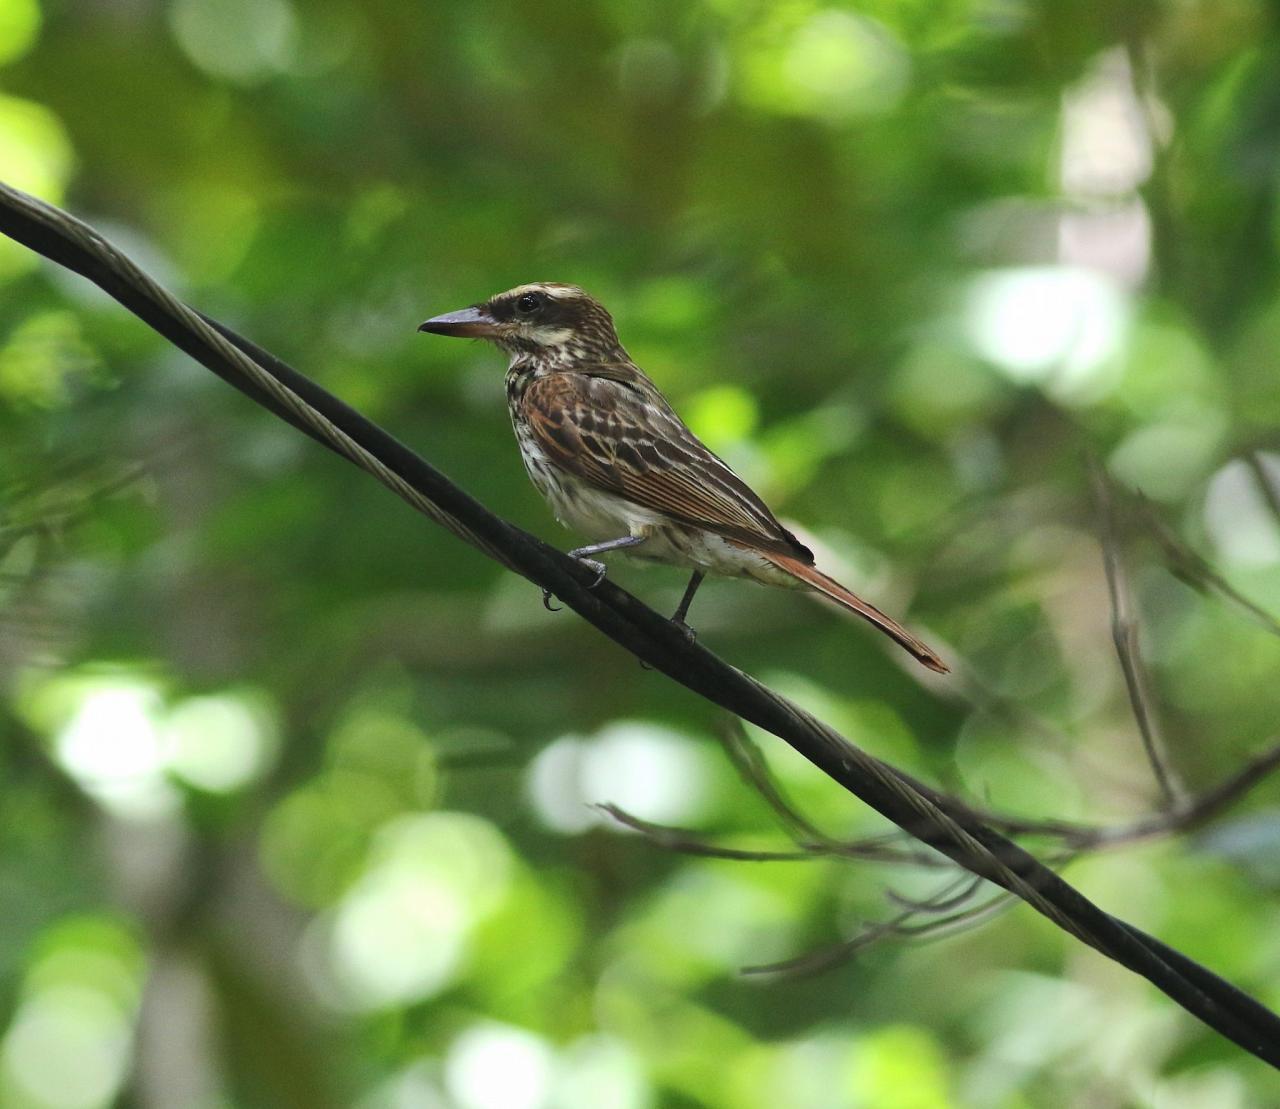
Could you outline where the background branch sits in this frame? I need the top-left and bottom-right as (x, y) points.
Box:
(605, 722), (1280, 972)
(1090, 459), (1185, 807)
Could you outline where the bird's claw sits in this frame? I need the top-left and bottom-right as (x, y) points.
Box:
(572, 556), (607, 589)
(638, 621), (697, 670)
(541, 555), (607, 612)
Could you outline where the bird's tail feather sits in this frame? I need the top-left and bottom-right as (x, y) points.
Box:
(757, 551), (948, 674)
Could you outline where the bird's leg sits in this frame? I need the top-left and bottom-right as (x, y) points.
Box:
(670, 570), (705, 642)
(567, 535), (645, 584)
(542, 535), (646, 609)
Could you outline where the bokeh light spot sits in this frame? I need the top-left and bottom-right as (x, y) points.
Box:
(684, 385), (759, 451)
(321, 813), (515, 1009)
(1204, 457), (1280, 567)
(965, 266), (1128, 404)
(0, 310), (100, 409)
(0, 94), (72, 199)
(0, 93), (73, 278)
(848, 1025), (952, 1109)
(163, 692), (277, 793)
(0, 0), (40, 68)
(527, 722), (713, 834)
(444, 1023), (555, 1109)
(740, 8), (910, 119)
(1109, 411), (1226, 502)
(0, 919), (143, 1109)
(553, 1036), (650, 1109)
(1, 987), (133, 1109)
(167, 0), (296, 84)
(51, 678), (179, 820)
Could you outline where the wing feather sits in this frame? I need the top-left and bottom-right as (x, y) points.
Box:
(523, 372), (812, 561)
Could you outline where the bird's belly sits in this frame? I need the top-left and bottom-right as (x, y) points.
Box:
(635, 526), (798, 586)
(533, 458), (658, 543)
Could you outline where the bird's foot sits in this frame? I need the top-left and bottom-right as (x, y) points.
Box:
(541, 554), (608, 612)
(670, 618), (698, 645)
(568, 554), (608, 589)
(637, 619), (694, 671)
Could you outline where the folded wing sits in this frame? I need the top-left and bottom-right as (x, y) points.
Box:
(522, 371), (813, 560)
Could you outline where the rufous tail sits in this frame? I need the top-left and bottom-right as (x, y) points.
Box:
(758, 552), (949, 674)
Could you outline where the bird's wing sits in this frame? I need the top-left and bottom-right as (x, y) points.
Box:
(522, 372), (812, 561)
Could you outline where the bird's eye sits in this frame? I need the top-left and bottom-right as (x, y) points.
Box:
(515, 292), (542, 314)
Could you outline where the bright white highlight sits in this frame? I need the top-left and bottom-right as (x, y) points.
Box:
(1060, 48), (1154, 199)
(527, 721), (712, 833)
(54, 680), (178, 818)
(1, 986), (133, 1109)
(164, 694), (274, 792)
(444, 1024), (555, 1109)
(1056, 48), (1160, 286)
(1058, 198), (1151, 288)
(1204, 457), (1280, 567)
(323, 813), (514, 1009)
(965, 266), (1127, 404)
(45, 677), (276, 816)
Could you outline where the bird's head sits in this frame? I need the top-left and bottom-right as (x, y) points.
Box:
(418, 282), (622, 362)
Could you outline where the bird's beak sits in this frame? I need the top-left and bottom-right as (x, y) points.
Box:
(417, 305), (501, 339)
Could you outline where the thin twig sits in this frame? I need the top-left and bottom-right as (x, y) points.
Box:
(964, 739), (1280, 848)
(597, 805), (837, 862)
(718, 719), (850, 848)
(742, 876), (1009, 976)
(1091, 460), (1185, 807)
(597, 803), (948, 866)
(885, 875), (986, 914)
(1135, 493), (1280, 639)
(0, 461), (147, 554)
(610, 735), (1280, 971)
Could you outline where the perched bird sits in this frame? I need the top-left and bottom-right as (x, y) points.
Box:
(419, 283), (947, 673)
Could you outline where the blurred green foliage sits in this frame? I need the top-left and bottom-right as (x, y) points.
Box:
(4, 0), (1280, 1105)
